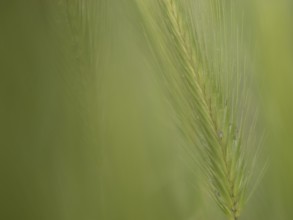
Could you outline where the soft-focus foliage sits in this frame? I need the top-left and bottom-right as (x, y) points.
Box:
(0, 1), (292, 220)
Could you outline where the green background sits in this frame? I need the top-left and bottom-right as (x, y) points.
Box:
(1, 1), (293, 219)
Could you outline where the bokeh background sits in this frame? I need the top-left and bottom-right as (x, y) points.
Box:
(1, 0), (293, 219)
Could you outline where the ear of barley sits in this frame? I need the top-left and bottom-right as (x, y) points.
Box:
(135, 0), (261, 219)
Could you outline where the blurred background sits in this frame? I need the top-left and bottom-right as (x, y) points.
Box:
(1, 0), (293, 219)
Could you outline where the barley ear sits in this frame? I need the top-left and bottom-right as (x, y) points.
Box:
(135, 0), (261, 219)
